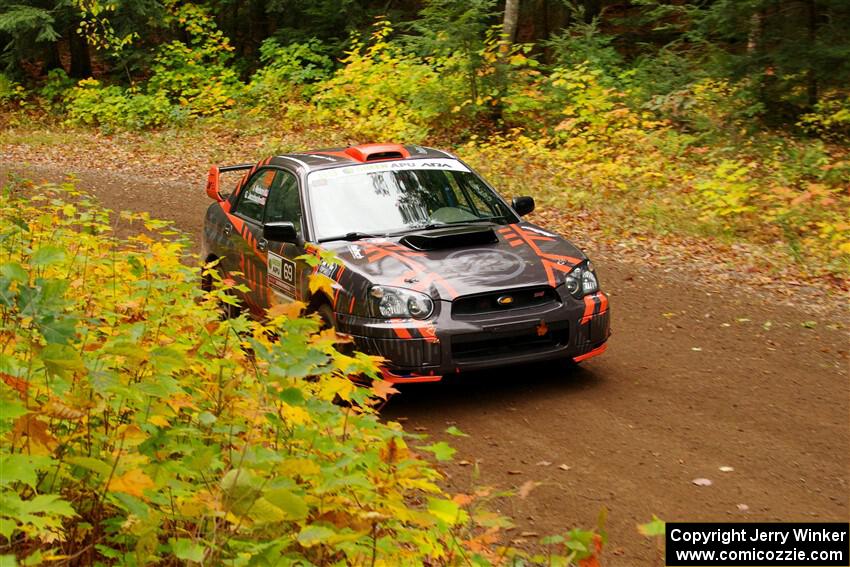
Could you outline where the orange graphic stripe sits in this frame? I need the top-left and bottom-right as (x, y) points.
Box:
(573, 343), (607, 363)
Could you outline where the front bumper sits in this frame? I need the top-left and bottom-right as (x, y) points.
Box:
(336, 289), (610, 383)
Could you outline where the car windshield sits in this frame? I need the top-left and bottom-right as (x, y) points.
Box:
(308, 159), (516, 241)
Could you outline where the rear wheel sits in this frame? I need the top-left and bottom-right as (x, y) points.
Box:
(202, 266), (241, 319)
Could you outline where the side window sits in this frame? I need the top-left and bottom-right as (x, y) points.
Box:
(235, 169), (277, 223)
(457, 174), (502, 217)
(264, 170), (302, 235)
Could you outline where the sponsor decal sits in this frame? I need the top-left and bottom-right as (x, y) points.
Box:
(317, 259), (339, 278)
(309, 158), (470, 183)
(244, 184), (268, 205)
(348, 244), (364, 259)
(268, 251), (296, 299)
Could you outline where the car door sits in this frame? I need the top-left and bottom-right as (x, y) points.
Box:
(256, 169), (306, 311)
(228, 168), (278, 314)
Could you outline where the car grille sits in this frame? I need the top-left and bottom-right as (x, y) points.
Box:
(451, 286), (561, 317)
(451, 328), (569, 362)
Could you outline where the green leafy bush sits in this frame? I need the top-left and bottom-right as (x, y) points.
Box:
(250, 38), (334, 105)
(0, 73), (25, 105)
(798, 95), (850, 141)
(145, 2), (243, 117)
(62, 79), (173, 129)
(313, 20), (463, 143)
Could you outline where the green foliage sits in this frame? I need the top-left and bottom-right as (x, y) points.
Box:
(0, 3), (61, 74)
(798, 95), (850, 141)
(313, 20), (462, 142)
(645, 78), (766, 140)
(73, 0), (138, 55)
(406, 0), (495, 104)
(635, 0), (850, 118)
(546, 17), (623, 74)
(146, 2), (243, 116)
(249, 38), (334, 104)
(36, 69), (74, 107)
(62, 79), (173, 129)
(0, 74), (25, 105)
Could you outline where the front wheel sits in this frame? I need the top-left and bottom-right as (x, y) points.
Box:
(315, 302), (336, 331)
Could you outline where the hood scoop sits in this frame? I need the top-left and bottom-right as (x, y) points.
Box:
(400, 224), (498, 251)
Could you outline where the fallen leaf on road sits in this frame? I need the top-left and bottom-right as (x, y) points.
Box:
(558, 464), (571, 471)
(518, 480), (540, 498)
(737, 503), (750, 511)
(445, 425), (468, 437)
(535, 460), (552, 467)
(507, 470), (522, 475)
(719, 466), (734, 472)
(520, 531), (539, 538)
(691, 347), (702, 351)
(692, 478), (712, 486)
(517, 480), (541, 498)
(458, 460), (472, 466)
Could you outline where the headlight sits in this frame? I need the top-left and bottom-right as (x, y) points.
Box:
(369, 286), (434, 319)
(564, 261), (599, 298)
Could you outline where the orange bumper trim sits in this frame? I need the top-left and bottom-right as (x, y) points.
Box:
(572, 342), (608, 363)
(380, 368), (443, 384)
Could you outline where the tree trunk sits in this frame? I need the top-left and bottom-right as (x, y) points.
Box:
(68, 21), (92, 78)
(503, 0), (520, 45)
(746, 11), (763, 54)
(42, 42), (62, 73)
(805, 0), (818, 107)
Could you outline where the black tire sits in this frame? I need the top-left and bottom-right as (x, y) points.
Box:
(205, 267), (240, 319)
(315, 302), (336, 330)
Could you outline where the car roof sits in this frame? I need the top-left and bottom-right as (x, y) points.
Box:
(267, 143), (457, 173)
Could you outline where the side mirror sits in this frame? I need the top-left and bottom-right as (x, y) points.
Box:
(264, 221), (299, 243)
(206, 165), (224, 202)
(512, 196), (535, 216)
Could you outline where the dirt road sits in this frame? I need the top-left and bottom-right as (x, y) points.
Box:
(3, 164), (848, 565)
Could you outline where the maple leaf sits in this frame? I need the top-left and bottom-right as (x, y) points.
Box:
(11, 414), (58, 454)
(308, 273), (335, 298)
(1, 372), (28, 398)
(267, 300), (307, 319)
(40, 399), (85, 421)
(108, 469), (155, 498)
(370, 379), (399, 401)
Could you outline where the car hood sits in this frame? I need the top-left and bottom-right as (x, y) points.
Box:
(321, 222), (586, 300)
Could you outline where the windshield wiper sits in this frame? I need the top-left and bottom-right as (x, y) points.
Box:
(389, 216), (508, 236)
(318, 231), (384, 243)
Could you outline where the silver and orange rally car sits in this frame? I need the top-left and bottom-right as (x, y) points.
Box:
(201, 143), (610, 383)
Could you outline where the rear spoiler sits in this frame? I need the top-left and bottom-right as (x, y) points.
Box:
(206, 163), (253, 202)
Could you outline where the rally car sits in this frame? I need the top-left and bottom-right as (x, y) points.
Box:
(201, 143), (609, 383)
